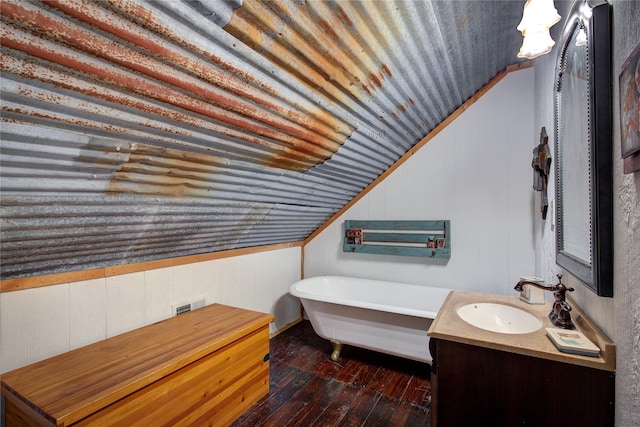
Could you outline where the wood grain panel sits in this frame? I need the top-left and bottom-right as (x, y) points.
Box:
(430, 339), (615, 427)
(2, 391), (56, 427)
(233, 320), (432, 427)
(74, 328), (269, 426)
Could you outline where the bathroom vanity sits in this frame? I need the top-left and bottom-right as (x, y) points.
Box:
(1, 304), (273, 426)
(428, 291), (615, 427)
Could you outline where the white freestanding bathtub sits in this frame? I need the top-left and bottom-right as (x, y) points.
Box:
(289, 276), (452, 363)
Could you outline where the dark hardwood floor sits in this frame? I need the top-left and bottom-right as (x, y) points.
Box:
(232, 320), (432, 427)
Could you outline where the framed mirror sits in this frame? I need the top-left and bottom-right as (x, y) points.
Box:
(554, 1), (613, 297)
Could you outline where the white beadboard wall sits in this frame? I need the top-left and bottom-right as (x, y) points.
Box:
(305, 68), (537, 295)
(0, 246), (302, 373)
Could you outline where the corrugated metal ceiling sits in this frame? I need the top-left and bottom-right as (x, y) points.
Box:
(1, 0), (528, 280)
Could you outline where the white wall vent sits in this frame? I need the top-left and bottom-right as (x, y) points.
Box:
(172, 297), (206, 316)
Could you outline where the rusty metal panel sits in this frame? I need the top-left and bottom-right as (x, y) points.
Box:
(0, 0), (526, 279)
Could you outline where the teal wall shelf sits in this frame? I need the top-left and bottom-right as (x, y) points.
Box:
(343, 220), (451, 258)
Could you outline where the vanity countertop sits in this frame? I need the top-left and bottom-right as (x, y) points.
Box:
(427, 290), (615, 372)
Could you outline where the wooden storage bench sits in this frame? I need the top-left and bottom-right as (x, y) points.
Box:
(1, 304), (273, 426)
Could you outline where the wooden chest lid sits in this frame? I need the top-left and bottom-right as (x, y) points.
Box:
(1, 304), (273, 426)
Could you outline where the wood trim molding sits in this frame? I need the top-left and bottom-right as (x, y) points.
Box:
(0, 242), (303, 293)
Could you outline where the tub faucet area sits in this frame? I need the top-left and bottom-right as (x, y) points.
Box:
(514, 274), (575, 329)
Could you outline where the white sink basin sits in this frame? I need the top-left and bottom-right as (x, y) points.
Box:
(456, 303), (542, 334)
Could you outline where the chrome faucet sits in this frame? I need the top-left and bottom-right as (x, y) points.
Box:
(514, 274), (575, 329)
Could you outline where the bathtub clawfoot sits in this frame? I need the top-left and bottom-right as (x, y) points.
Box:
(331, 342), (343, 361)
(289, 276), (453, 363)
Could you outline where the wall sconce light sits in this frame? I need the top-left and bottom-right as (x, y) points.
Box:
(517, 0), (561, 59)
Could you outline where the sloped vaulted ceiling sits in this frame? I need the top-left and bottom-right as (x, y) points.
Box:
(1, 0), (527, 280)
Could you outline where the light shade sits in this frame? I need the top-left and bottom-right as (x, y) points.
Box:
(518, 30), (556, 58)
(517, 0), (561, 59)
